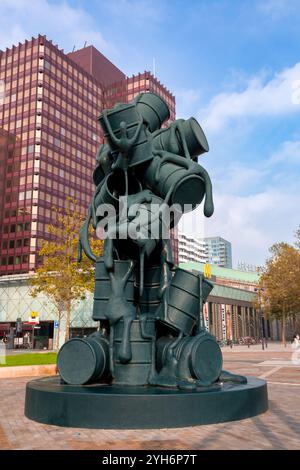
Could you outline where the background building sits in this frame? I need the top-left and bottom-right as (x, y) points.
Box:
(179, 261), (284, 342)
(0, 260), (286, 349)
(204, 236), (232, 269)
(178, 231), (206, 264)
(0, 35), (177, 277)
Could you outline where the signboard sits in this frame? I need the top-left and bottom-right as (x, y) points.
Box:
(203, 303), (209, 332)
(27, 311), (39, 325)
(221, 304), (227, 340)
(54, 321), (59, 329)
(204, 263), (212, 279)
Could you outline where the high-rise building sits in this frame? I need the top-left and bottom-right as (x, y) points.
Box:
(178, 231), (206, 264)
(203, 236), (232, 269)
(0, 35), (176, 275)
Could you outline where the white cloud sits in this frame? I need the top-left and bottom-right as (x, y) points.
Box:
(200, 63), (300, 134)
(268, 140), (300, 165)
(203, 185), (300, 266)
(188, 189), (298, 268)
(0, 0), (116, 58)
(175, 88), (202, 119)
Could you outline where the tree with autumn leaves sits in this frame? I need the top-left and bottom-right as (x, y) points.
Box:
(257, 228), (300, 346)
(30, 198), (103, 350)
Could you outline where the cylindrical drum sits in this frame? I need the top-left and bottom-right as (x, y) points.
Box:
(152, 117), (209, 160)
(94, 171), (142, 212)
(113, 318), (155, 385)
(135, 92), (170, 132)
(175, 333), (223, 386)
(135, 265), (162, 316)
(156, 333), (222, 386)
(93, 259), (135, 321)
(99, 102), (152, 168)
(57, 334), (110, 385)
(144, 157), (206, 212)
(99, 103), (146, 150)
(158, 268), (201, 335)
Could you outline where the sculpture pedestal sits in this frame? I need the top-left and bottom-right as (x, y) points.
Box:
(25, 376), (268, 429)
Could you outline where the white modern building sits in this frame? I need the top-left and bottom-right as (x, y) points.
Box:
(178, 232), (207, 264)
(178, 232), (233, 269)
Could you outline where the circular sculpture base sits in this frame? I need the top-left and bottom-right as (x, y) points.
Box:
(25, 376), (268, 429)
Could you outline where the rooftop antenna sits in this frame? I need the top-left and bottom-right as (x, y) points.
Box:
(152, 57), (156, 77)
(72, 45), (75, 52)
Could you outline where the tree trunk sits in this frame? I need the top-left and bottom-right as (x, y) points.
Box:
(55, 308), (63, 351)
(282, 313), (286, 347)
(64, 300), (72, 343)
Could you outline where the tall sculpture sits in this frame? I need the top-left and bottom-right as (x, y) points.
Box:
(25, 93), (268, 428)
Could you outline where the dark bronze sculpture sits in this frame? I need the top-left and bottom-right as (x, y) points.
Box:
(25, 93), (268, 428)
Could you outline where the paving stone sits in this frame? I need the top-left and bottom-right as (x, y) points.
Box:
(0, 350), (300, 450)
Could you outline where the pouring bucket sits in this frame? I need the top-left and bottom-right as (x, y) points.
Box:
(98, 102), (152, 168)
(144, 157), (206, 212)
(152, 117), (209, 160)
(158, 268), (213, 335)
(135, 92), (170, 132)
(94, 171), (142, 214)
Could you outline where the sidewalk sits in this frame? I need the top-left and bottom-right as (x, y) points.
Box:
(222, 341), (293, 352)
(0, 348), (300, 449)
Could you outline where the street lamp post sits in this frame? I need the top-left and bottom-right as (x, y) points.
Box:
(260, 310), (265, 350)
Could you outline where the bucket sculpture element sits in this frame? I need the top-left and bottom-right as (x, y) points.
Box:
(25, 92), (268, 428)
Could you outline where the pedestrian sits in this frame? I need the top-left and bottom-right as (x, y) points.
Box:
(292, 334), (300, 349)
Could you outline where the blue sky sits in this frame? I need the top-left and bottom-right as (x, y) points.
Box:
(1, 0), (300, 266)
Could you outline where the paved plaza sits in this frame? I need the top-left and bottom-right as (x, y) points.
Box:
(0, 344), (299, 450)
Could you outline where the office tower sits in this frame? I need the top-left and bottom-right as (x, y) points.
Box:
(204, 236), (232, 269)
(0, 36), (176, 275)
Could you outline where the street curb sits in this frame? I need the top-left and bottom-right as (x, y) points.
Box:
(0, 364), (57, 378)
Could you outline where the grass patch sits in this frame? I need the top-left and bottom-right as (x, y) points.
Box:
(0, 352), (57, 367)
